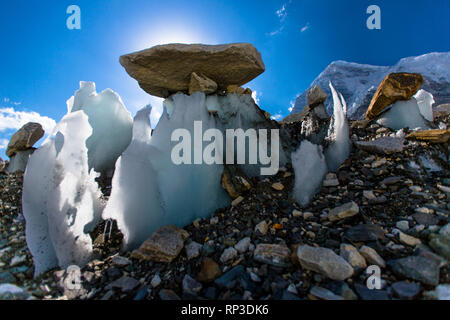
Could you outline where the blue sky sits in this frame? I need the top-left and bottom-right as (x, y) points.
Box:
(0, 0), (449, 159)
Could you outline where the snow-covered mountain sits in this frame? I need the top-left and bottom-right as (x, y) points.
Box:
(291, 52), (450, 120)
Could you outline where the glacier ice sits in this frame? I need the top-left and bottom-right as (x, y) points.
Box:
(324, 82), (351, 172)
(376, 97), (429, 131)
(22, 111), (103, 276)
(414, 89), (435, 122)
(66, 81), (133, 173)
(213, 93), (287, 177)
(6, 149), (34, 173)
(292, 140), (327, 206)
(103, 93), (230, 250)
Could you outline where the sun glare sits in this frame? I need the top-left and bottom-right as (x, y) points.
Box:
(134, 26), (215, 50)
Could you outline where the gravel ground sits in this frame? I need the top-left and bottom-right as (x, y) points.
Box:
(0, 115), (449, 300)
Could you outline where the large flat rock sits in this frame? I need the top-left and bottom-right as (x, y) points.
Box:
(6, 122), (44, 157)
(120, 43), (265, 98)
(365, 72), (423, 120)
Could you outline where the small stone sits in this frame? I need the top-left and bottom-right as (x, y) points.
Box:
(292, 210), (302, 218)
(396, 221), (410, 232)
(307, 85), (327, 106)
(392, 281), (421, 300)
(150, 275), (161, 288)
(197, 258), (222, 283)
(303, 212), (314, 220)
(185, 241), (202, 260)
(271, 182), (284, 191)
(310, 286), (343, 300)
(130, 225), (189, 263)
(108, 276), (140, 293)
(220, 247), (238, 264)
(254, 221), (269, 235)
(182, 274), (202, 294)
(231, 196), (244, 207)
(210, 217), (219, 225)
(253, 244), (291, 267)
(328, 201), (359, 222)
(340, 244), (367, 270)
(9, 255), (26, 267)
(409, 186), (423, 192)
(363, 190), (376, 200)
(287, 283), (298, 295)
(359, 246), (386, 268)
(371, 158), (386, 168)
(234, 237), (251, 253)
(344, 224), (386, 242)
(397, 231), (421, 247)
(380, 176), (402, 185)
(111, 255), (131, 267)
(159, 289), (181, 300)
(296, 245), (354, 281)
(323, 178), (339, 187)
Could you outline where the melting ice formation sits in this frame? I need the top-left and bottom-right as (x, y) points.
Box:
(292, 82), (351, 207)
(103, 94), (230, 250)
(24, 88), (291, 274)
(22, 111), (103, 276)
(376, 89), (435, 131)
(66, 82), (133, 173)
(22, 78), (359, 275)
(104, 92), (288, 250)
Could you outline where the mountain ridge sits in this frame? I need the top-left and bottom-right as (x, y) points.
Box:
(291, 52), (450, 120)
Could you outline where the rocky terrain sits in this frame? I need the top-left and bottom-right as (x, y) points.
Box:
(0, 44), (449, 301)
(291, 52), (450, 120)
(0, 110), (448, 300)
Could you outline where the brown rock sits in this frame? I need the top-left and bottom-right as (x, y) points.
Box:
(307, 85), (327, 107)
(253, 244), (291, 267)
(188, 72), (217, 95)
(6, 122), (44, 157)
(130, 225), (189, 263)
(406, 129), (450, 144)
(120, 43), (265, 98)
(365, 73), (424, 120)
(197, 258), (222, 283)
(221, 165), (251, 199)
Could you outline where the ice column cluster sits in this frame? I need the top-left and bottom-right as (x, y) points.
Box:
(103, 93), (230, 250)
(66, 81), (133, 173)
(292, 82), (350, 206)
(22, 111), (103, 276)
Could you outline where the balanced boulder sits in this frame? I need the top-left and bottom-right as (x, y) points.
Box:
(6, 122), (44, 157)
(120, 43), (265, 98)
(365, 73), (423, 120)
